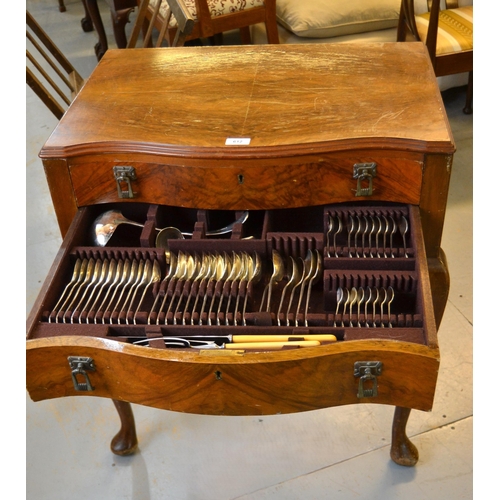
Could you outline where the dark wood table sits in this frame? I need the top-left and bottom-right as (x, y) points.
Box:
(28, 44), (455, 466)
(85, 0), (137, 59)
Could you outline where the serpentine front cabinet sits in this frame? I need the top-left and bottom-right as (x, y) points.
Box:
(27, 43), (455, 466)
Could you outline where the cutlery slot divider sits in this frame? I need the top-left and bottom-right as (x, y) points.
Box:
(323, 204), (414, 260)
(323, 270), (420, 328)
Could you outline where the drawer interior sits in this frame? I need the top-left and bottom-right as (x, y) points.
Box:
(28, 202), (434, 350)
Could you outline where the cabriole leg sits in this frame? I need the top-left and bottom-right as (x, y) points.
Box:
(390, 406), (419, 466)
(111, 400), (138, 456)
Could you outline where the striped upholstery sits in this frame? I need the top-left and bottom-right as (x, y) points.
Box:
(415, 6), (472, 55)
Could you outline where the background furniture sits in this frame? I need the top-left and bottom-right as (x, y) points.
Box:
(126, 0), (194, 47)
(26, 10), (85, 120)
(397, 0), (473, 113)
(251, 0), (472, 94)
(85, 0), (278, 60)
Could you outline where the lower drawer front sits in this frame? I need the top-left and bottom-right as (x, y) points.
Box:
(26, 337), (439, 413)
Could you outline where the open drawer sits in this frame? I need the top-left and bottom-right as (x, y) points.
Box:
(27, 201), (439, 415)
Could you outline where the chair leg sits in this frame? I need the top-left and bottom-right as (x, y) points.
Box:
(59, 0), (66, 12)
(463, 71), (473, 115)
(110, 400), (138, 456)
(240, 27), (252, 44)
(390, 406), (419, 466)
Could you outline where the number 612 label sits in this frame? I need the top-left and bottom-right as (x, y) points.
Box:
(225, 138), (251, 146)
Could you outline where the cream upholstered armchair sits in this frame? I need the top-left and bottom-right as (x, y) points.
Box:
(146, 0), (279, 44)
(397, 0), (473, 113)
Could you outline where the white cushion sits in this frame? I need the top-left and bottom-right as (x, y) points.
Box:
(276, 0), (401, 38)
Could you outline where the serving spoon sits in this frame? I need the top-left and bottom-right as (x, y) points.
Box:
(92, 209), (249, 246)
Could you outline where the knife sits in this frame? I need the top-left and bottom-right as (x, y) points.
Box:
(132, 336), (328, 349)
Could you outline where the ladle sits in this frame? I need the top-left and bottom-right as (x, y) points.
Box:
(92, 210), (249, 246)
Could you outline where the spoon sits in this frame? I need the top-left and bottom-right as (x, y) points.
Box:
(276, 256), (299, 326)
(87, 258), (117, 323)
(164, 253), (189, 324)
(50, 258), (82, 323)
(232, 252), (250, 325)
(222, 252), (244, 325)
(184, 253), (211, 325)
(207, 252), (230, 325)
(285, 257), (304, 326)
(78, 258), (110, 323)
(98, 259), (124, 323)
(133, 260), (161, 324)
(148, 252), (178, 324)
(295, 250), (315, 326)
(155, 227), (184, 264)
(326, 215), (333, 257)
(348, 287), (358, 327)
(190, 253), (214, 325)
(125, 260), (150, 324)
(173, 253), (200, 324)
(304, 250), (322, 326)
(386, 286), (395, 327)
(399, 215), (409, 257)
(259, 250), (285, 314)
(242, 252), (262, 326)
(115, 259), (141, 324)
(335, 287), (344, 326)
(226, 252), (247, 325)
(92, 209), (249, 246)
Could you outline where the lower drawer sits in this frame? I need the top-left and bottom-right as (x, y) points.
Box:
(27, 202), (439, 413)
(26, 337), (438, 413)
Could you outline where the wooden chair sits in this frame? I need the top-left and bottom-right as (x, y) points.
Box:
(143, 0), (280, 45)
(127, 0), (194, 48)
(397, 0), (473, 113)
(26, 10), (85, 120)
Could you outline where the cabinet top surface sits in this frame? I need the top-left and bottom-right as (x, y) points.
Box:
(41, 43), (454, 159)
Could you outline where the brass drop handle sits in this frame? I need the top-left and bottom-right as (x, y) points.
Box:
(354, 361), (382, 398)
(353, 162), (377, 197)
(68, 356), (95, 392)
(113, 166), (137, 199)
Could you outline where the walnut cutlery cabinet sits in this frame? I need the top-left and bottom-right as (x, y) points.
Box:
(27, 43), (455, 466)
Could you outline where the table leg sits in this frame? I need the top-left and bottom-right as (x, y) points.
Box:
(80, 0), (94, 32)
(110, 399), (138, 456)
(390, 406), (419, 466)
(111, 8), (135, 48)
(84, 0), (108, 60)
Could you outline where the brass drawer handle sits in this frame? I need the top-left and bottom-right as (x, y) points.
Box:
(68, 356), (95, 392)
(353, 162), (377, 197)
(113, 166), (137, 199)
(354, 361), (382, 398)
